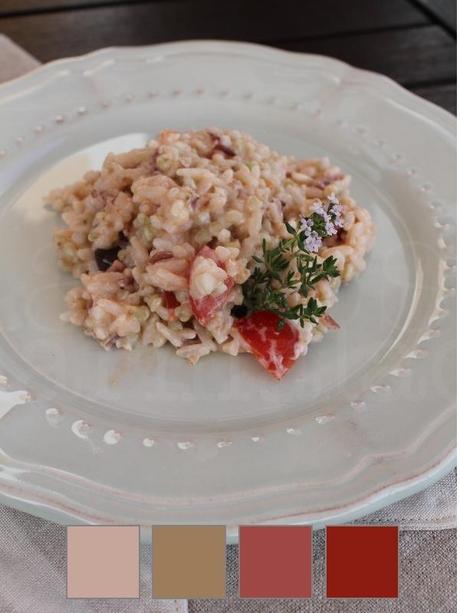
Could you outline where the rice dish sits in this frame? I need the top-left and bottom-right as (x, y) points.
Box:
(48, 128), (375, 379)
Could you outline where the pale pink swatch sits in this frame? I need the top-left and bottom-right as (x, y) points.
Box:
(67, 526), (139, 598)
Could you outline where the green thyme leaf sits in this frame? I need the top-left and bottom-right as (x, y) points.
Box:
(242, 222), (339, 328)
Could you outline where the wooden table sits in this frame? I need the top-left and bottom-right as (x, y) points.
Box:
(0, 0), (456, 114)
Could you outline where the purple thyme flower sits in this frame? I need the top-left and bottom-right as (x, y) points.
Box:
(300, 217), (322, 252)
(327, 194), (344, 229)
(300, 217), (313, 231)
(325, 219), (337, 235)
(312, 201), (328, 221)
(329, 205), (344, 229)
(304, 230), (322, 253)
(300, 197), (345, 252)
(311, 201), (338, 235)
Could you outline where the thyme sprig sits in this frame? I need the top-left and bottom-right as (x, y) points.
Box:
(242, 222), (340, 329)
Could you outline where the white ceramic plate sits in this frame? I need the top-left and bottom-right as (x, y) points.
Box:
(0, 41), (455, 541)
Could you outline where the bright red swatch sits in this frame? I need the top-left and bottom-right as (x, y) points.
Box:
(326, 526), (399, 598)
(239, 526), (311, 598)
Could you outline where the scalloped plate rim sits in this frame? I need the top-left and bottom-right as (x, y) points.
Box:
(0, 40), (456, 532)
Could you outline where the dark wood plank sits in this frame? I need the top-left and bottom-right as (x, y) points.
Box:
(0, 0), (429, 26)
(412, 82), (456, 114)
(412, 0), (456, 34)
(282, 26), (456, 86)
(0, 0), (428, 61)
(0, 0), (139, 16)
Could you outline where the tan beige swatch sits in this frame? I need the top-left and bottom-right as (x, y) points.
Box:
(152, 525), (226, 598)
(67, 526), (139, 598)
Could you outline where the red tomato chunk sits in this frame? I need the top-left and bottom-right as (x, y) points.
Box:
(190, 246), (234, 325)
(163, 291), (180, 310)
(237, 311), (300, 380)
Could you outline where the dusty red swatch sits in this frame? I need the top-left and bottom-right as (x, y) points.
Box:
(326, 526), (399, 598)
(239, 526), (312, 598)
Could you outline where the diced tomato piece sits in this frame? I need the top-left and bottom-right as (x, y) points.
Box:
(189, 246), (234, 325)
(163, 291), (180, 310)
(236, 311), (300, 380)
(190, 278), (234, 325)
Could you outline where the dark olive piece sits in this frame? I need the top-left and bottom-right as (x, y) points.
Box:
(231, 304), (248, 319)
(95, 246), (120, 271)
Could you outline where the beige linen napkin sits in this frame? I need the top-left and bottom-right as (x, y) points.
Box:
(0, 508), (187, 613)
(0, 34), (456, 613)
(0, 34), (40, 79)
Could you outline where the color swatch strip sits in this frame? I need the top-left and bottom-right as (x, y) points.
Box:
(66, 524), (399, 599)
(239, 526), (312, 598)
(326, 526), (399, 598)
(67, 526), (140, 599)
(152, 525), (226, 598)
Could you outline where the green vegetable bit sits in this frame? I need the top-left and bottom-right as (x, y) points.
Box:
(242, 222), (340, 330)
